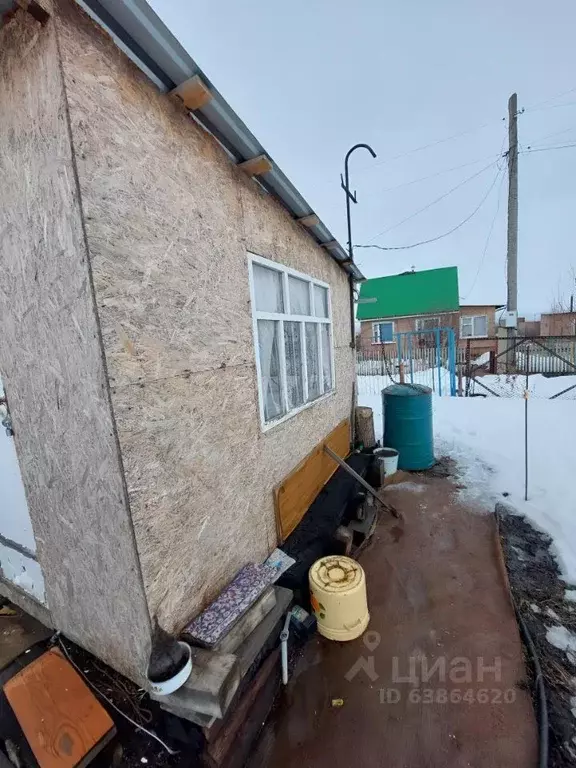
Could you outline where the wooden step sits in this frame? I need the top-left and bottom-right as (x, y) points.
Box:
(3, 647), (115, 768)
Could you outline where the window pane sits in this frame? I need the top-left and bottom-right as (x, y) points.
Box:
(380, 322), (394, 342)
(289, 276), (310, 315)
(305, 323), (321, 400)
(320, 324), (332, 391)
(257, 320), (285, 421)
(284, 322), (304, 409)
(314, 285), (329, 317)
(474, 316), (487, 336)
(253, 264), (284, 313)
(461, 318), (473, 337)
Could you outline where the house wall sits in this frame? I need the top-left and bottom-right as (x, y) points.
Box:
(56, 0), (355, 634)
(0, 7), (151, 681)
(359, 312), (460, 352)
(359, 307), (498, 357)
(541, 313), (576, 336)
(457, 306), (498, 355)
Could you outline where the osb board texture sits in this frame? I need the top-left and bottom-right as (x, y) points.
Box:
(55, 0), (355, 632)
(0, 10), (151, 681)
(275, 419), (350, 542)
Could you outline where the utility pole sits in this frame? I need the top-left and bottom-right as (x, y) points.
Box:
(506, 93), (519, 371)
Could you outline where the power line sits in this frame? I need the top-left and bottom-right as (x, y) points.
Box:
(355, 165), (504, 252)
(365, 159), (500, 243)
(461, 171), (507, 301)
(519, 142), (576, 155)
(524, 125), (576, 145)
(523, 100), (576, 115)
(355, 118), (503, 174)
(522, 86), (576, 112)
(376, 151), (503, 194)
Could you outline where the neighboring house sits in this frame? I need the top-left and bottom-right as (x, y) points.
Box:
(357, 267), (502, 356)
(518, 317), (542, 337)
(540, 312), (576, 336)
(0, 0), (362, 683)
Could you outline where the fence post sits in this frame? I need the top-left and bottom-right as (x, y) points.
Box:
(407, 333), (414, 384)
(448, 329), (456, 396)
(435, 328), (442, 396)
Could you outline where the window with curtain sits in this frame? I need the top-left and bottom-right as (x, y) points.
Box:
(415, 316), (440, 331)
(372, 321), (394, 343)
(250, 256), (334, 426)
(460, 315), (488, 338)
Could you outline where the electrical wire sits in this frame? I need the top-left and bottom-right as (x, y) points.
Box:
(355, 164), (504, 252)
(460, 170), (506, 301)
(56, 636), (178, 756)
(365, 159), (500, 243)
(358, 118), (502, 173)
(524, 125), (576, 146)
(523, 85), (576, 112)
(376, 151), (503, 195)
(519, 142), (576, 155)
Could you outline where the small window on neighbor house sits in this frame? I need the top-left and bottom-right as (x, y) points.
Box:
(250, 256), (334, 427)
(372, 321), (395, 343)
(415, 316), (440, 331)
(460, 315), (488, 338)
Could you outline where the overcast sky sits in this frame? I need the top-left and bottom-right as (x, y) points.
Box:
(150, 0), (576, 316)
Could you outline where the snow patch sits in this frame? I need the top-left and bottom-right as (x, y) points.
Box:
(547, 625), (576, 654)
(359, 380), (576, 584)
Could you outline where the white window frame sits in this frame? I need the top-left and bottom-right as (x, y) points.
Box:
(460, 314), (488, 339)
(248, 253), (335, 431)
(372, 320), (395, 344)
(414, 316), (440, 332)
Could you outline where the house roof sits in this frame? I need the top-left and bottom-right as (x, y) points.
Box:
(357, 267), (460, 321)
(58, 0), (363, 281)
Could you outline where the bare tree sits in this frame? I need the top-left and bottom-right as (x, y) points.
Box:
(550, 266), (576, 313)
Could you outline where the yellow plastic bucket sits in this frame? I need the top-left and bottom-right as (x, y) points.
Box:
(309, 556), (369, 641)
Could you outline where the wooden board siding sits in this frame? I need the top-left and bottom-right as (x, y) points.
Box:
(274, 420), (350, 543)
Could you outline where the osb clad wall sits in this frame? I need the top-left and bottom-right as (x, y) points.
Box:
(56, 0), (355, 632)
(0, 9), (151, 681)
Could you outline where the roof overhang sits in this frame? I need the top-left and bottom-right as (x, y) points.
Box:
(69, 0), (363, 281)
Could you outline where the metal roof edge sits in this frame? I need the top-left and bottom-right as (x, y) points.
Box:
(74, 0), (364, 281)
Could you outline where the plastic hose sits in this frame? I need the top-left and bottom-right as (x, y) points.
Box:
(280, 612), (292, 686)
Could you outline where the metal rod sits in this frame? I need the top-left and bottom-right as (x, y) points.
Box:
(342, 143), (377, 350)
(323, 445), (400, 518)
(435, 327), (442, 396)
(525, 346), (529, 501)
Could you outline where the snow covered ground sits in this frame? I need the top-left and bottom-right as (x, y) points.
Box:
(358, 375), (576, 585)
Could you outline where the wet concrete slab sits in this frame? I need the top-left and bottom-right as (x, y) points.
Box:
(249, 476), (538, 767)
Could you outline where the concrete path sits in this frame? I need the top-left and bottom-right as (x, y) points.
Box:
(249, 475), (537, 767)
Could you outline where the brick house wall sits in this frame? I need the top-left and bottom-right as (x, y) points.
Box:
(359, 305), (499, 355)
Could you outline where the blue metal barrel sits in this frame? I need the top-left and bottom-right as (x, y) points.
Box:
(382, 384), (434, 470)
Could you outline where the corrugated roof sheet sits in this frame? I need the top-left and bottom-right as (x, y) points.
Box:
(357, 267), (460, 320)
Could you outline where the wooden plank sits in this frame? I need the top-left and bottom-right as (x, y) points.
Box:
(171, 75), (213, 111)
(3, 648), (115, 768)
(274, 419), (350, 542)
(237, 155), (272, 176)
(297, 214), (320, 228)
(205, 649), (280, 768)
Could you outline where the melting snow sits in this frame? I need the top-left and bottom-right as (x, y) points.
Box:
(359, 376), (576, 582)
